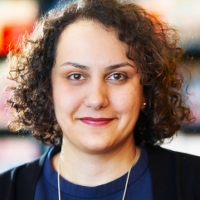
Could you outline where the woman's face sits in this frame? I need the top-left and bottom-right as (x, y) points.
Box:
(51, 20), (144, 154)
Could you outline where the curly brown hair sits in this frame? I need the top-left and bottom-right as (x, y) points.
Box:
(6, 0), (193, 146)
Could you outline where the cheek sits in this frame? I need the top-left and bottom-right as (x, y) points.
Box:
(110, 85), (143, 113)
(52, 82), (82, 112)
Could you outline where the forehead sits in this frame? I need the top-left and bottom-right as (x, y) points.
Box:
(60, 19), (115, 36)
(58, 19), (123, 48)
(55, 20), (129, 67)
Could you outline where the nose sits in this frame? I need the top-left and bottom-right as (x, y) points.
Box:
(84, 81), (109, 110)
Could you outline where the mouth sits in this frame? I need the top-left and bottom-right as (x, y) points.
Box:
(78, 117), (115, 126)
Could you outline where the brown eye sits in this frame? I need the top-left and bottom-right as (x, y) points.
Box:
(108, 73), (127, 81)
(68, 73), (85, 80)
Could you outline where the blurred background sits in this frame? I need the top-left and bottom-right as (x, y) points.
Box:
(0, 0), (200, 173)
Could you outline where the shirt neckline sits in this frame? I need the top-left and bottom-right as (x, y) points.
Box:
(43, 147), (148, 198)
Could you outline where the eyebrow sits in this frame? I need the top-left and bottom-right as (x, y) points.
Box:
(60, 62), (89, 70)
(60, 62), (135, 70)
(105, 62), (135, 70)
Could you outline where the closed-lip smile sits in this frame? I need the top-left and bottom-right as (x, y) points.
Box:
(79, 117), (115, 126)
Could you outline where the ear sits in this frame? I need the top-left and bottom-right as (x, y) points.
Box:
(142, 102), (146, 109)
(141, 96), (146, 110)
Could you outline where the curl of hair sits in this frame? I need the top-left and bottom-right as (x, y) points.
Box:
(6, 0), (193, 146)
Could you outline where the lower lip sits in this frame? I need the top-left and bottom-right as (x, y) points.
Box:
(80, 118), (114, 126)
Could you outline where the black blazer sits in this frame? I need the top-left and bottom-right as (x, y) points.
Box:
(0, 145), (200, 200)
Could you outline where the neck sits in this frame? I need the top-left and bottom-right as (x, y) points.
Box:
(52, 139), (140, 186)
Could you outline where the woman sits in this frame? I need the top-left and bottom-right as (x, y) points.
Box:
(0, 0), (200, 199)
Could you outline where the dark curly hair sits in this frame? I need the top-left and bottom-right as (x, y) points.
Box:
(6, 0), (193, 146)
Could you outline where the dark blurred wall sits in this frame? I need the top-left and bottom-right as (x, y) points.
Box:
(39, 0), (70, 14)
(39, 0), (57, 13)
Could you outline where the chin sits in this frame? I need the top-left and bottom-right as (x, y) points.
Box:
(81, 140), (116, 154)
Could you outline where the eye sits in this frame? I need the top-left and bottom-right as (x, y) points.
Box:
(67, 73), (86, 81)
(107, 72), (127, 81)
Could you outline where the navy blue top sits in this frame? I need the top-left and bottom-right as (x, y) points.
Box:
(34, 147), (153, 200)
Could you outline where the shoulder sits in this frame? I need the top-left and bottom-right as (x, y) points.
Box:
(146, 144), (200, 167)
(145, 144), (200, 176)
(145, 145), (200, 200)
(0, 153), (46, 200)
(0, 152), (46, 179)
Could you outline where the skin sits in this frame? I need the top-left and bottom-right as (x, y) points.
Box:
(51, 20), (144, 186)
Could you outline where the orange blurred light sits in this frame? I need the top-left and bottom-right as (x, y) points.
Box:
(1, 24), (33, 54)
(0, 1), (38, 56)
